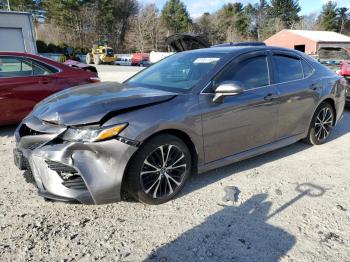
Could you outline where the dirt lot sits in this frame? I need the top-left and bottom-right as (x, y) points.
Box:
(0, 65), (349, 261)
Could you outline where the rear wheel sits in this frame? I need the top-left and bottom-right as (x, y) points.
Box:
(304, 102), (335, 145)
(126, 134), (191, 205)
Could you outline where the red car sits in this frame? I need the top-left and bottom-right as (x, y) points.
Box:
(131, 53), (149, 66)
(0, 52), (100, 125)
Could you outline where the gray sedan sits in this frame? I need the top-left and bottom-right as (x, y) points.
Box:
(14, 45), (346, 205)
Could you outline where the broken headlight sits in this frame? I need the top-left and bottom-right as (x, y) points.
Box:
(61, 123), (128, 142)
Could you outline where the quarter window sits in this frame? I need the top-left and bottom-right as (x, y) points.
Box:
(216, 56), (269, 90)
(273, 55), (303, 83)
(301, 60), (314, 78)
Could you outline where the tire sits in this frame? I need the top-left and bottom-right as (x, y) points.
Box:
(304, 102), (335, 145)
(86, 54), (93, 64)
(94, 55), (101, 65)
(126, 134), (191, 205)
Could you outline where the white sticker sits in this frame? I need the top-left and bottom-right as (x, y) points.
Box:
(194, 58), (220, 64)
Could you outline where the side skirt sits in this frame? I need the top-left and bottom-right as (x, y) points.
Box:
(198, 133), (306, 174)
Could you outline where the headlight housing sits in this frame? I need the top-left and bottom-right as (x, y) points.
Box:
(61, 123), (128, 142)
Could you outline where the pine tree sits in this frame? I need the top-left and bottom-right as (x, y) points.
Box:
(161, 0), (192, 33)
(319, 1), (338, 32)
(269, 0), (301, 28)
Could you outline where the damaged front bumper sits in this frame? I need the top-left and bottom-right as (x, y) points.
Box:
(14, 117), (138, 204)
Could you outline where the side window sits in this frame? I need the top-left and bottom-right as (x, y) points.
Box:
(0, 57), (55, 77)
(0, 57), (33, 77)
(273, 55), (303, 83)
(301, 60), (314, 78)
(216, 56), (269, 90)
(28, 59), (57, 75)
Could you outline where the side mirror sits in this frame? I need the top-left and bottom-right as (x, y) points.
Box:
(213, 81), (245, 103)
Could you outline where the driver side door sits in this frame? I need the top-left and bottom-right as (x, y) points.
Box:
(199, 51), (280, 163)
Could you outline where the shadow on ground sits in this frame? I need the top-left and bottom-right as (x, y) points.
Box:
(180, 110), (350, 198)
(0, 125), (17, 138)
(145, 193), (296, 262)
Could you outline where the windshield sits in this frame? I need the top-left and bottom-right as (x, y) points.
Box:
(127, 51), (226, 91)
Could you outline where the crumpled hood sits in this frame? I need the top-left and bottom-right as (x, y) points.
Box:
(32, 82), (177, 126)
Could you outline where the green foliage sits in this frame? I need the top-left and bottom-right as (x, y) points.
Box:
(161, 0), (192, 33)
(269, 0), (301, 27)
(320, 1), (338, 31)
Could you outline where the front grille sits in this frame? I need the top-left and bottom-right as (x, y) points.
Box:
(45, 160), (88, 191)
(19, 124), (44, 137)
(62, 176), (87, 190)
(46, 160), (77, 173)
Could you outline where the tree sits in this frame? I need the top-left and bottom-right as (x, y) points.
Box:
(319, 1), (338, 31)
(269, 0), (301, 28)
(216, 3), (250, 42)
(161, 0), (192, 34)
(337, 7), (349, 34)
(127, 4), (164, 52)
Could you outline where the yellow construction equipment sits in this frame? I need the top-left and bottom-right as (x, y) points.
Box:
(86, 42), (116, 65)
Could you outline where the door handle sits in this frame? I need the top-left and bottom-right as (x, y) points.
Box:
(264, 93), (277, 101)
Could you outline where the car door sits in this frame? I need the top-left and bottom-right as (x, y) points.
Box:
(270, 51), (316, 139)
(0, 56), (58, 124)
(199, 51), (280, 163)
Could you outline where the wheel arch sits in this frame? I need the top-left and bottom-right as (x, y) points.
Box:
(120, 129), (199, 198)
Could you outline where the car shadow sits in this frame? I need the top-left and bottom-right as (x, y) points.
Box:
(179, 111), (350, 198)
(0, 125), (17, 138)
(145, 193), (297, 262)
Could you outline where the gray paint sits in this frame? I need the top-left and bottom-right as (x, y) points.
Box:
(15, 46), (346, 204)
(0, 11), (37, 54)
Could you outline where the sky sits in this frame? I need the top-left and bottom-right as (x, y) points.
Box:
(142, 0), (350, 18)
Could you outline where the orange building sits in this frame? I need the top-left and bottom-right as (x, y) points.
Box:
(265, 29), (350, 54)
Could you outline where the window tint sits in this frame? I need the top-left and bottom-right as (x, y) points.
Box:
(301, 60), (314, 78)
(216, 56), (269, 89)
(274, 55), (303, 83)
(0, 57), (53, 77)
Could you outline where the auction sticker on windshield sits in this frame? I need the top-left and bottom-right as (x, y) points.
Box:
(194, 58), (220, 64)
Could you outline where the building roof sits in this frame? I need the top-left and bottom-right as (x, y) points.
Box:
(285, 30), (350, 43)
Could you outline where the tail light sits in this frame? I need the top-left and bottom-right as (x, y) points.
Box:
(89, 77), (101, 83)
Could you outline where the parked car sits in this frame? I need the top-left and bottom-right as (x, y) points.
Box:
(139, 59), (150, 67)
(131, 53), (149, 66)
(14, 45), (346, 205)
(0, 52), (100, 125)
(115, 57), (132, 66)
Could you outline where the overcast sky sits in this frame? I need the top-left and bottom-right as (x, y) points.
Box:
(142, 0), (350, 18)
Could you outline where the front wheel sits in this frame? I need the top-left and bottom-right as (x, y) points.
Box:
(304, 102), (335, 145)
(126, 134), (191, 205)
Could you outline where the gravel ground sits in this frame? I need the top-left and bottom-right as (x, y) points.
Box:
(0, 66), (349, 261)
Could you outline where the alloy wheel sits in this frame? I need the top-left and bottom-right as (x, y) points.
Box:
(314, 107), (333, 141)
(140, 144), (187, 199)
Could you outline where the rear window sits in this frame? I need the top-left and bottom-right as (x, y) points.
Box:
(273, 55), (303, 83)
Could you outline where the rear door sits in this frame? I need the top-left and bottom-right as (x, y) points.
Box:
(0, 56), (59, 124)
(270, 51), (316, 139)
(200, 51), (280, 162)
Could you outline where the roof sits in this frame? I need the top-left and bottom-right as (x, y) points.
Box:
(0, 11), (32, 15)
(284, 29), (350, 43)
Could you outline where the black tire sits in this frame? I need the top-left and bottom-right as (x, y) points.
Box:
(304, 102), (335, 145)
(126, 134), (191, 205)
